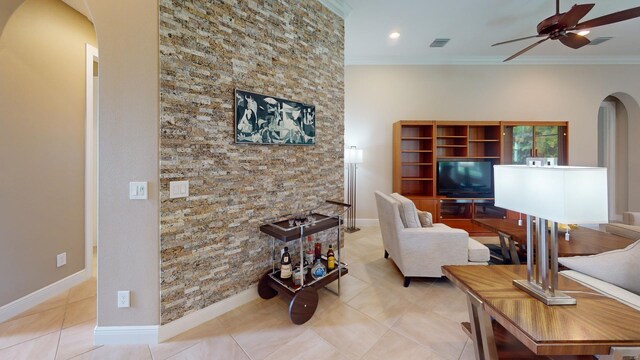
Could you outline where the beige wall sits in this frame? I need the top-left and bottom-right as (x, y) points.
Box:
(345, 65), (640, 220)
(0, 0), (96, 306)
(86, 0), (160, 326)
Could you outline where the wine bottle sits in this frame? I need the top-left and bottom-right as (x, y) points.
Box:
(280, 246), (292, 279)
(327, 244), (335, 271)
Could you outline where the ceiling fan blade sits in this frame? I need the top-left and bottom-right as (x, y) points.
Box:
(574, 6), (640, 30)
(492, 35), (544, 47)
(559, 32), (590, 49)
(558, 3), (595, 28)
(503, 37), (549, 62)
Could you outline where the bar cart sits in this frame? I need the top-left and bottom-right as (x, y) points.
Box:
(258, 200), (350, 325)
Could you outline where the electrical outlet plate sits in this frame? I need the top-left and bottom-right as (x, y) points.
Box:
(56, 253), (66, 268)
(117, 290), (130, 308)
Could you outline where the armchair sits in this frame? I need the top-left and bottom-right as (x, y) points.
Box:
(374, 191), (489, 287)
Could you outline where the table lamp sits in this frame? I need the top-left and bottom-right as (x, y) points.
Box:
(494, 164), (608, 305)
(345, 146), (363, 233)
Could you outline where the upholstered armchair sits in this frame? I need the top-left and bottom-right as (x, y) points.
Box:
(374, 191), (489, 287)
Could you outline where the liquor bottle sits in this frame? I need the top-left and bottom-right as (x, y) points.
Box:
(327, 244), (335, 271)
(305, 236), (315, 265)
(311, 259), (326, 279)
(280, 246), (292, 279)
(314, 242), (322, 261)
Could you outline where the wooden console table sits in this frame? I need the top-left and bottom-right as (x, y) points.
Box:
(443, 265), (640, 359)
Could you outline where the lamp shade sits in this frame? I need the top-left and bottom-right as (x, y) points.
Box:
(494, 165), (608, 224)
(345, 147), (363, 164)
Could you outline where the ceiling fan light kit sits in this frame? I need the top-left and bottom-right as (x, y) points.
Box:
(493, 0), (640, 61)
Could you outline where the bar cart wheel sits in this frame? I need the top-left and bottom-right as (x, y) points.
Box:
(258, 271), (278, 300)
(288, 287), (318, 325)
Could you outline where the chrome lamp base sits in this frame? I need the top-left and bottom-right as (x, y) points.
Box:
(513, 280), (576, 306)
(344, 227), (360, 233)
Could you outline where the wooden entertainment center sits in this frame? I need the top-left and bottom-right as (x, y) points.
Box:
(392, 120), (568, 235)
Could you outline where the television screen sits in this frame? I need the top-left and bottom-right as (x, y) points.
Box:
(437, 161), (493, 197)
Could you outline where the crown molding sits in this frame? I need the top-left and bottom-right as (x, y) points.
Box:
(318, 0), (352, 19)
(345, 55), (640, 66)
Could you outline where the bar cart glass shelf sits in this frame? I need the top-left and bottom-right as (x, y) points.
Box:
(258, 200), (350, 325)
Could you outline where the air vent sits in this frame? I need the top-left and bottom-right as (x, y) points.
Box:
(429, 38), (450, 48)
(589, 37), (613, 45)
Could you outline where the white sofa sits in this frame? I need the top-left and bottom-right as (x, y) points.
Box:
(602, 212), (640, 240)
(375, 191), (489, 287)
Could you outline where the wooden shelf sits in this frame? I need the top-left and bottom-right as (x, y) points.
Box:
(401, 137), (433, 140)
(469, 139), (499, 142)
(438, 135), (467, 139)
(437, 145), (467, 148)
(401, 177), (433, 181)
(402, 150), (433, 153)
(402, 162), (432, 166)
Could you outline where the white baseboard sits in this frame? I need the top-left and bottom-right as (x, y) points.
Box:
(94, 285), (259, 345)
(94, 325), (159, 345)
(0, 269), (90, 323)
(158, 285), (258, 342)
(356, 219), (379, 227)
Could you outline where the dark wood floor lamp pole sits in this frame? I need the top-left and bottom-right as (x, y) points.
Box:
(345, 146), (363, 233)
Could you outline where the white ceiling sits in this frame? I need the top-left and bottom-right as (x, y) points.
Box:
(344, 0), (640, 64)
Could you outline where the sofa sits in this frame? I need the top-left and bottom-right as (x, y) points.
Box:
(601, 212), (640, 240)
(374, 191), (489, 287)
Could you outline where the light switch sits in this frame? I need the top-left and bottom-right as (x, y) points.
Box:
(170, 180), (189, 199)
(129, 181), (148, 200)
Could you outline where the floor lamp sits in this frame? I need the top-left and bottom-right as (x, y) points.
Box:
(345, 146), (363, 233)
(494, 164), (608, 305)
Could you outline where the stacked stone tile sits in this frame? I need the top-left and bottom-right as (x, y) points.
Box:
(159, 0), (344, 323)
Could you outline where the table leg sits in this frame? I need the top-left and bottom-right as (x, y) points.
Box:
(466, 290), (499, 360)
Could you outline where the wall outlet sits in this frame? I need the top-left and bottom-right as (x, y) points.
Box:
(56, 253), (67, 268)
(117, 290), (130, 308)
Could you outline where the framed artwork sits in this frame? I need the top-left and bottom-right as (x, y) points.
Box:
(235, 89), (316, 145)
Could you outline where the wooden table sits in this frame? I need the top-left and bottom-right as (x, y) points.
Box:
(473, 218), (634, 257)
(443, 265), (640, 359)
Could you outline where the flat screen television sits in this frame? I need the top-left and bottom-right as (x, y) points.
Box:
(437, 160), (493, 198)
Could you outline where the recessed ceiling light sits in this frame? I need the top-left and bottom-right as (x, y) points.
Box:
(389, 32), (400, 39)
(577, 30), (590, 36)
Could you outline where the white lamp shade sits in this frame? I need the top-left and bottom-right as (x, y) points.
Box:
(345, 147), (363, 164)
(494, 165), (608, 224)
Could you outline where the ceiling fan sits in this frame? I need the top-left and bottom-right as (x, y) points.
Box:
(493, 0), (640, 61)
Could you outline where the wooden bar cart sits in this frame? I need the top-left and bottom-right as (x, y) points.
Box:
(258, 200), (350, 325)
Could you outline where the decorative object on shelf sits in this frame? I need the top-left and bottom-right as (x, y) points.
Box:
(311, 259), (327, 279)
(345, 146), (363, 233)
(234, 89), (315, 145)
(494, 161), (608, 305)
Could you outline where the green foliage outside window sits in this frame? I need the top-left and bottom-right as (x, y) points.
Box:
(511, 126), (559, 164)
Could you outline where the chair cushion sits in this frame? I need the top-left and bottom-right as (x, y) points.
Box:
(417, 210), (433, 227)
(559, 239), (640, 295)
(389, 193), (421, 228)
(468, 237), (490, 262)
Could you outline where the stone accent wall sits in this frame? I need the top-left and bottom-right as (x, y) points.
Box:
(159, 0), (344, 324)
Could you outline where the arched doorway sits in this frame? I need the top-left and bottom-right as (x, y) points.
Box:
(0, 0), (98, 320)
(597, 92), (640, 221)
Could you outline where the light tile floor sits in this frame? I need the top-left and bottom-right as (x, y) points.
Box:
(0, 227), (488, 359)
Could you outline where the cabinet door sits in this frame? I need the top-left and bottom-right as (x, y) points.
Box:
(534, 125), (567, 163)
(503, 124), (567, 165)
(414, 199), (438, 218)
